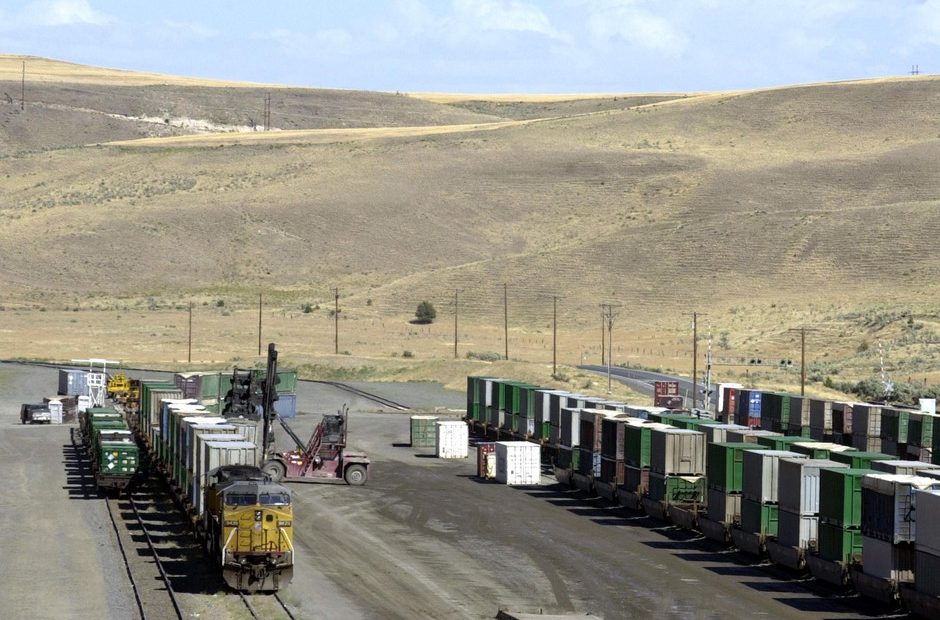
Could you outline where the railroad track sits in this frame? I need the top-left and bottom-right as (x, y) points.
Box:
(69, 427), (183, 620)
(311, 380), (411, 411)
(105, 493), (185, 620)
(239, 591), (296, 620)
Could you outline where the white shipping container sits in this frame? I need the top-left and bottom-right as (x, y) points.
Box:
(700, 423), (749, 444)
(862, 535), (915, 582)
(187, 424), (237, 471)
(77, 395), (91, 413)
(707, 487), (741, 524)
(851, 434), (882, 452)
(915, 490), (940, 556)
(809, 399), (833, 434)
(183, 433), (244, 500)
(872, 460), (940, 476)
(852, 404), (882, 436)
(195, 441), (258, 515)
(777, 508), (818, 549)
(436, 421), (469, 459)
(742, 450), (807, 503)
(650, 428), (705, 475)
(725, 429), (781, 444)
(777, 458), (848, 515)
(495, 441), (540, 485)
(46, 400), (64, 424)
(862, 474), (940, 543)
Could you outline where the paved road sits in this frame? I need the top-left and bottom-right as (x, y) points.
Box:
(579, 364), (702, 405)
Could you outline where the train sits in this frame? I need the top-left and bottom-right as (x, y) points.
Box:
(68, 345), (295, 592)
(466, 376), (940, 618)
(118, 347), (295, 592)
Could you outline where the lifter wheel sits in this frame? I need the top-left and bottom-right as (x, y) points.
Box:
(344, 464), (367, 486)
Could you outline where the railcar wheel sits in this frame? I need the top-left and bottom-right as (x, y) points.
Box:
(262, 460), (286, 482)
(344, 464), (367, 486)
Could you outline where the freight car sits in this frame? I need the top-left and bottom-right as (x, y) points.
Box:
(466, 376), (940, 618)
(76, 405), (140, 493)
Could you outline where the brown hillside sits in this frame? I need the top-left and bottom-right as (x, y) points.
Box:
(1, 57), (939, 387)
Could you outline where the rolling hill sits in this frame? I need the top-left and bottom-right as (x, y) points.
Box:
(1, 55), (938, 388)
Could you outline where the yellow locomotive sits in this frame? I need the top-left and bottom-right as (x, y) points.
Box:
(204, 465), (294, 592)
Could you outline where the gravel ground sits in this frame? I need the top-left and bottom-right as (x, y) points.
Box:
(0, 362), (903, 619)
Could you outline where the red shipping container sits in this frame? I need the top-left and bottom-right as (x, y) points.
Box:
(477, 442), (497, 479)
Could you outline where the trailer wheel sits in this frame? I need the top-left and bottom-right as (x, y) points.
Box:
(262, 460), (286, 482)
(344, 464), (367, 486)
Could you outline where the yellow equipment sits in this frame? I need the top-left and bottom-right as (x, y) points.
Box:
(107, 372), (131, 401)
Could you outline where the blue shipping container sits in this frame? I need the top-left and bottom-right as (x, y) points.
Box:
(274, 393), (297, 419)
(749, 392), (763, 418)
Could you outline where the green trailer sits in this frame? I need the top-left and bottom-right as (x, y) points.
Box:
(707, 442), (762, 493)
(818, 467), (874, 529)
(741, 498), (779, 537)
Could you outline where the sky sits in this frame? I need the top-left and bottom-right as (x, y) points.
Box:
(0, 0), (938, 93)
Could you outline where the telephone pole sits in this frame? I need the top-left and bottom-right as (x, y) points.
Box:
(334, 288), (339, 354)
(21, 60), (25, 111)
(257, 293), (263, 356)
(503, 283), (508, 360)
(786, 327), (818, 396)
(691, 312), (707, 409)
(600, 303), (622, 394)
(552, 295), (558, 376)
(263, 93), (271, 130)
(453, 289), (459, 359)
(188, 302), (193, 363)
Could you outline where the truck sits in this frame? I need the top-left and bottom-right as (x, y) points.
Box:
(21, 403), (52, 424)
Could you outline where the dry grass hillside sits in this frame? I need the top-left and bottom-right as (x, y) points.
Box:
(1, 56), (938, 396)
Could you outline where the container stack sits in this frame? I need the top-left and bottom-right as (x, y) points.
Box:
(809, 398), (833, 442)
(556, 406), (581, 478)
(620, 421), (669, 501)
(495, 441), (540, 485)
(880, 407), (910, 459)
(747, 391), (762, 428)
(913, 489), (940, 598)
(829, 450), (896, 469)
(738, 450), (806, 549)
(859, 474), (940, 584)
(790, 441), (855, 460)
(726, 428), (781, 444)
(816, 468), (873, 566)
(851, 404), (883, 452)
(871, 460), (940, 476)
(759, 393), (788, 433)
(831, 402), (854, 446)
(597, 415), (630, 494)
(906, 411), (937, 463)
(706, 442), (761, 525)
(410, 415), (438, 448)
(578, 409), (612, 480)
(699, 422), (749, 444)
(435, 420), (469, 458)
(647, 428), (706, 505)
(717, 383), (743, 423)
(786, 396), (812, 438)
(774, 459), (849, 561)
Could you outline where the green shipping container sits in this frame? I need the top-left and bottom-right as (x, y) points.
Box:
(707, 442), (762, 492)
(648, 474), (705, 503)
(756, 435), (808, 451)
(741, 498), (779, 536)
(410, 416), (438, 448)
(908, 412), (936, 448)
(98, 441), (139, 475)
(623, 424), (653, 468)
(791, 442), (852, 460)
(881, 409), (910, 444)
(829, 451), (896, 469)
(818, 467), (873, 528)
(817, 522), (864, 564)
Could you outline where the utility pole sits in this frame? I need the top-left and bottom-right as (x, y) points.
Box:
(503, 283), (508, 360)
(21, 60), (25, 111)
(912, 64), (920, 76)
(552, 295), (558, 377)
(601, 312), (605, 366)
(704, 324), (713, 410)
(188, 302), (193, 363)
(691, 312), (707, 409)
(264, 93), (271, 130)
(453, 289), (459, 359)
(257, 293), (263, 356)
(334, 288), (339, 355)
(600, 303), (621, 394)
(786, 327), (817, 396)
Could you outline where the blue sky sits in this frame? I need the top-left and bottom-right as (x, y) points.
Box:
(0, 0), (937, 93)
